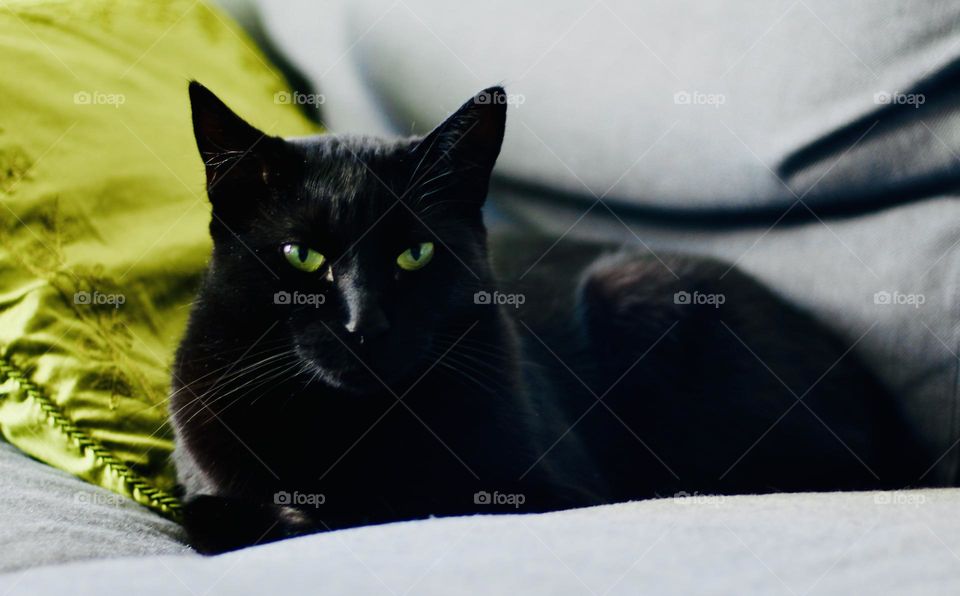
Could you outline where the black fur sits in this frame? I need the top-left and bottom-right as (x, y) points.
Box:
(171, 82), (928, 554)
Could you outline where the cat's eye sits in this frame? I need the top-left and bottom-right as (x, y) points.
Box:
(397, 242), (434, 271)
(281, 243), (325, 272)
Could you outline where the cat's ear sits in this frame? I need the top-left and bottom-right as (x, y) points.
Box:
(409, 87), (507, 205)
(188, 81), (286, 204)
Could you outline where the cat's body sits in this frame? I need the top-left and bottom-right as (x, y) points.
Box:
(171, 83), (926, 554)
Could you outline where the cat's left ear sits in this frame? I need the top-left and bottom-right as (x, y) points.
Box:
(188, 81), (287, 199)
(409, 87), (507, 204)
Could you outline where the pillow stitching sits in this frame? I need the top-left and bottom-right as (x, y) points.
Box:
(0, 351), (182, 520)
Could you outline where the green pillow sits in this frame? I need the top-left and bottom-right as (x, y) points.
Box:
(0, 0), (319, 518)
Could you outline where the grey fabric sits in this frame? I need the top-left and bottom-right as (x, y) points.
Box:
(4, 488), (959, 595)
(1, 437), (954, 592)
(212, 0), (321, 115)
(0, 440), (189, 574)
(256, 0), (960, 212)
(5, 1), (955, 588)
(253, 0), (399, 135)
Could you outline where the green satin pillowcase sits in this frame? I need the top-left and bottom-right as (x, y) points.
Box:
(0, 0), (319, 517)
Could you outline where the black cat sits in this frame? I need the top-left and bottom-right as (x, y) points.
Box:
(171, 82), (927, 554)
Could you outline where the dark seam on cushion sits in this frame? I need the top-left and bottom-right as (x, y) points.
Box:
(953, 314), (960, 485)
(0, 352), (182, 521)
(944, 242), (960, 485)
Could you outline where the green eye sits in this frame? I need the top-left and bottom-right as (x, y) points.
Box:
(282, 243), (325, 272)
(397, 242), (434, 271)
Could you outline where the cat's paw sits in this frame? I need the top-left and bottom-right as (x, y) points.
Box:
(182, 494), (313, 555)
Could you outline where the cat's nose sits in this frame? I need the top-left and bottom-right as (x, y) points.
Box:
(339, 270), (389, 342)
(343, 304), (389, 342)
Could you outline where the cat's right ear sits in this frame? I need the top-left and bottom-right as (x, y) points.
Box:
(406, 87), (508, 208)
(188, 82), (285, 212)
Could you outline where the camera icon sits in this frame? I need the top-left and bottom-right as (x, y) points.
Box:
(474, 91), (492, 105)
(274, 491), (291, 505)
(474, 491), (491, 505)
(74, 291), (91, 304)
(73, 91), (91, 105)
(673, 290), (691, 305)
(274, 291), (291, 305)
(873, 291), (891, 305)
(274, 91), (292, 105)
(873, 91), (891, 105)
(674, 91), (691, 105)
(474, 290), (492, 305)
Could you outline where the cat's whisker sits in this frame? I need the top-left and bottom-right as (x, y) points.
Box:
(166, 345), (295, 404)
(432, 333), (517, 358)
(446, 361), (512, 397)
(404, 133), (446, 194)
(417, 199), (476, 217)
(169, 344), (290, 393)
(432, 332), (555, 370)
(435, 346), (511, 377)
(432, 332), (511, 352)
(424, 346), (513, 396)
(184, 337), (291, 364)
(168, 347), (294, 403)
(157, 348), (298, 439)
(303, 364), (324, 388)
(434, 360), (502, 397)
(190, 351), (301, 408)
(431, 346), (547, 376)
(411, 179), (461, 208)
(178, 351), (301, 427)
(219, 359), (307, 416)
(195, 358), (304, 426)
(413, 168), (459, 191)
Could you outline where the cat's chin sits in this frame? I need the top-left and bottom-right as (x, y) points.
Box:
(323, 369), (387, 396)
(299, 359), (403, 397)
(294, 341), (429, 397)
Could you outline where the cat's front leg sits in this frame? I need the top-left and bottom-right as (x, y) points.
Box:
(181, 494), (318, 555)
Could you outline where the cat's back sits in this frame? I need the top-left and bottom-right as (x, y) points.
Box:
(488, 229), (924, 496)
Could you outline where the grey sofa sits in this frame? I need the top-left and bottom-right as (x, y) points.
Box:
(4, 439), (960, 595)
(4, 0), (960, 593)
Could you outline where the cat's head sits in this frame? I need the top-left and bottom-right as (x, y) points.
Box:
(188, 82), (507, 394)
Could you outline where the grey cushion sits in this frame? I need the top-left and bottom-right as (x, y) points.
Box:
(0, 440), (189, 574)
(256, 0), (960, 212)
(2, 438), (956, 593)
(4, 483), (960, 595)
